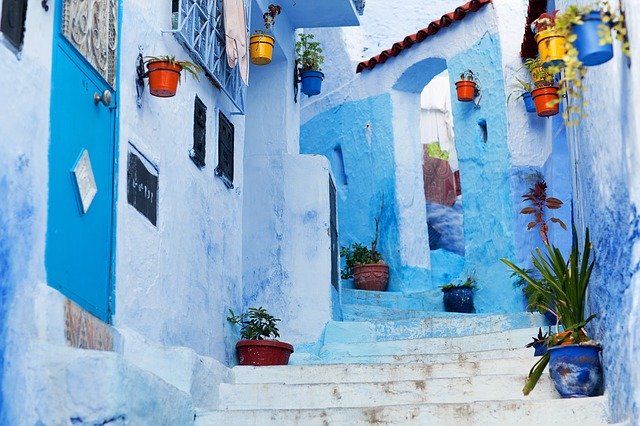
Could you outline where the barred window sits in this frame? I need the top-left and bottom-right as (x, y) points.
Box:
(173, 0), (248, 113)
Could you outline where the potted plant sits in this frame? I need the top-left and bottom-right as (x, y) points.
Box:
(227, 307), (294, 366)
(502, 226), (602, 398)
(250, 4), (281, 65)
(524, 58), (559, 117)
(144, 55), (200, 98)
(532, 10), (565, 67)
(454, 70), (478, 102)
(296, 33), (325, 97)
(507, 76), (536, 113)
(441, 273), (476, 313)
(545, 3), (629, 126)
(520, 177), (565, 245)
(526, 327), (549, 356)
(340, 242), (388, 291)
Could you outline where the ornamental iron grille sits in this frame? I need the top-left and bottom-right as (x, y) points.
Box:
(174, 0), (248, 114)
(62, 0), (118, 87)
(1, 0), (28, 50)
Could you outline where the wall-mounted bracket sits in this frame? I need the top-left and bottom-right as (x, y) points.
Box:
(135, 46), (146, 108)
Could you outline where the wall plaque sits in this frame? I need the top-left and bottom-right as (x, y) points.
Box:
(72, 149), (98, 214)
(127, 145), (158, 226)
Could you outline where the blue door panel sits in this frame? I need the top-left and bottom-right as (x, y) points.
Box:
(47, 36), (116, 321)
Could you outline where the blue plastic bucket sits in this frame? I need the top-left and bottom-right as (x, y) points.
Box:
(522, 92), (536, 113)
(300, 70), (324, 96)
(573, 11), (613, 66)
(548, 344), (603, 397)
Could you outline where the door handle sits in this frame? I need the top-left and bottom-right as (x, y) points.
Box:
(94, 90), (112, 107)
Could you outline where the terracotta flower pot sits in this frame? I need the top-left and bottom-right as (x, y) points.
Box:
(455, 80), (477, 102)
(236, 339), (294, 366)
(353, 263), (389, 291)
(250, 34), (275, 65)
(146, 61), (183, 98)
(531, 86), (559, 117)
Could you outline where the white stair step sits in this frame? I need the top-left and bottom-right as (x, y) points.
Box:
(218, 374), (560, 409)
(197, 396), (610, 425)
(318, 327), (543, 360)
(233, 356), (539, 384)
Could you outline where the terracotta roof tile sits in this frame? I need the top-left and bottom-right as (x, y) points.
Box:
(520, 0), (548, 59)
(356, 0), (493, 73)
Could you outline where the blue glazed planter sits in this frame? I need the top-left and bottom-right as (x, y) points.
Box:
(442, 287), (474, 313)
(300, 70), (324, 96)
(573, 11), (613, 66)
(548, 344), (603, 398)
(522, 92), (536, 113)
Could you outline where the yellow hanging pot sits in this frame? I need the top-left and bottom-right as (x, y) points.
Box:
(535, 28), (566, 67)
(250, 34), (275, 65)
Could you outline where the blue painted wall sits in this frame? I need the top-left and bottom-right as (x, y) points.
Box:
(447, 33), (520, 312)
(301, 94), (431, 293)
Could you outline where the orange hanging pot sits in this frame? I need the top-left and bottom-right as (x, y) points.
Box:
(531, 86), (559, 117)
(455, 80), (477, 102)
(146, 60), (183, 97)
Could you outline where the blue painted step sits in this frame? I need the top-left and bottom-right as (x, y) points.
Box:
(341, 289), (439, 311)
(324, 313), (549, 343)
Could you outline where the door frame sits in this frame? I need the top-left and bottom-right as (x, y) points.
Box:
(49, 0), (122, 322)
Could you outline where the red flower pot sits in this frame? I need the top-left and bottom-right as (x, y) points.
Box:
(353, 263), (389, 291)
(531, 86), (559, 117)
(455, 80), (477, 102)
(236, 339), (294, 366)
(146, 61), (183, 97)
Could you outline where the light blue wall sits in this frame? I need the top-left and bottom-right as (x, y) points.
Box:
(446, 33), (520, 312)
(300, 93), (431, 293)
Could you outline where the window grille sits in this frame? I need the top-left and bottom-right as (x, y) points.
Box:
(215, 111), (234, 188)
(1, 0), (28, 51)
(173, 0), (248, 114)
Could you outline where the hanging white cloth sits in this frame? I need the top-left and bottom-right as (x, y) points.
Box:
(223, 0), (249, 84)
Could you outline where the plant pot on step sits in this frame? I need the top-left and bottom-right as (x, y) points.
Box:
(353, 263), (389, 291)
(455, 80), (477, 102)
(250, 34), (275, 65)
(535, 28), (566, 67)
(573, 11), (613, 66)
(300, 70), (324, 96)
(236, 339), (294, 366)
(531, 86), (559, 117)
(442, 287), (475, 313)
(146, 61), (183, 97)
(548, 344), (603, 398)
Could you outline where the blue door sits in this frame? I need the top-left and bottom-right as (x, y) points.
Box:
(47, 0), (119, 322)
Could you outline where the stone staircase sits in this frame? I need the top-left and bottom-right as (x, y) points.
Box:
(196, 289), (612, 425)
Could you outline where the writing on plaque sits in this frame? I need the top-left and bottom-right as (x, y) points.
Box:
(127, 146), (158, 226)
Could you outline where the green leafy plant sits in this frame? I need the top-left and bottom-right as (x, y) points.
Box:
(512, 269), (552, 315)
(520, 178), (565, 245)
(507, 76), (534, 104)
(501, 226), (597, 395)
(441, 273), (477, 291)
(523, 58), (555, 88)
(227, 307), (281, 340)
(458, 69), (476, 82)
(296, 33), (324, 72)
(144, 55), (201, 81)
(340, 196), (385, 279)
